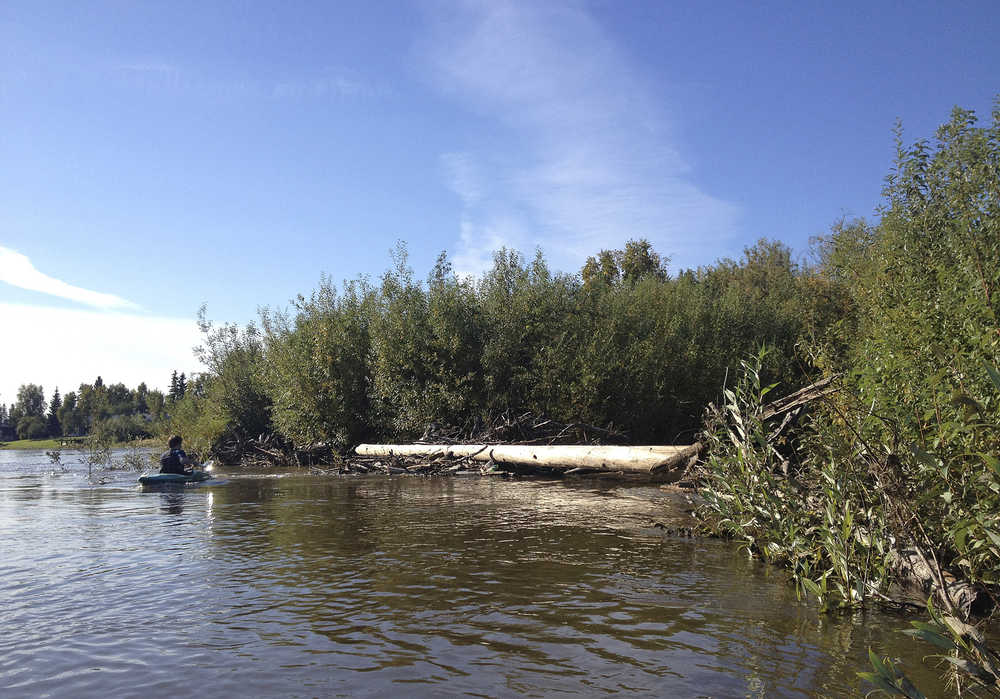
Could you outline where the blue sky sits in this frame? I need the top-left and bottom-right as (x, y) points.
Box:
(1, 0), (998, 406)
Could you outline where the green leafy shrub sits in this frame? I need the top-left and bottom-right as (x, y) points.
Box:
(810, 103), (1000, 588)
(262, 276), (374, 449)
(196, 309), (273, 445)
(698, 350), (893, 612)
(178, 237), (832, 454)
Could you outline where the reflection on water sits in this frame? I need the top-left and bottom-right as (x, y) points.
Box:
(160, 491), (186, 516)
(0, 449), (947, 697)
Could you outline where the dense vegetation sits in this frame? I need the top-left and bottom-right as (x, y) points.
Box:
(699, 103), (1000, 686)
(1, 236), (826, 455)
(0, 232), (821, 453)
(154, 234), (828, 460)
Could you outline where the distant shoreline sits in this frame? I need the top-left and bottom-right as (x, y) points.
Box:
(0, 436), (158, 450)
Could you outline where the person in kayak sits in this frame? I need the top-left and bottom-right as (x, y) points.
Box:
(159, 435), (197, 475)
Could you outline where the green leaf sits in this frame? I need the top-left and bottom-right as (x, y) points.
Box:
(910, 445), (940, 470)
(868, 648), (890, 677)
(982, 453), (1000, 479)
(902, 627), (956, 651)
(908, 620), (944, 634)
(855, 672), (902, 695)
(985, 363), (1000, 391)
(955, 526), (971, 551)
(801, 578), (823, 599)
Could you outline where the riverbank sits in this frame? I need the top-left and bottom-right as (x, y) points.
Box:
(0, 436), (159, 450)
(0, 437), (85, 450)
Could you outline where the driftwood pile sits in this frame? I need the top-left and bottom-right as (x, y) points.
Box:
(348, 411), (702, 480)
(225, 413), (634, 470)
(214, 432), (333, 468)
(330, 413), (683, 480)
(889, 548), (992, 619)
(230, 380), (834, 481)
(319, 449), (508, 478)
(419, 411), (630, 446)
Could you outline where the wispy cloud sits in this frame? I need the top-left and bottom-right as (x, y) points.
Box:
(440, 151), (484, 206)
(117, 61), (179, 75)
(422, 0), (739, 275)
(268, 69), (381, 99)
(0, 246), (140, 310)
(112, 61), (385, 101)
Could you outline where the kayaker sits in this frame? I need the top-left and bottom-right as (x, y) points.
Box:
(159, 435), (197, 475)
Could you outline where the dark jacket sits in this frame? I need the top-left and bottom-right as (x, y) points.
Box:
(159, 448), (189, 475)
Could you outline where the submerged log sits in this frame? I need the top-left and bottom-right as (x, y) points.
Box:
(354, 443), (699, 476)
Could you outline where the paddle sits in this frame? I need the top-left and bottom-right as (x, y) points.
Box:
(188, 459), (214, 477)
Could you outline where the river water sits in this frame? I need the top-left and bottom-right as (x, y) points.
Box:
(1, 448), (948, 697)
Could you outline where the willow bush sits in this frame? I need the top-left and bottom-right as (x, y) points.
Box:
(699, 102), (1000, 631)
(260, 276), (374, 449)
(698, 351), (894, 612)
(478, 249), (578, 420)
(174, 233), (823, 456)
(812, 104), (1000, 589)
(194, 309), (272, 448)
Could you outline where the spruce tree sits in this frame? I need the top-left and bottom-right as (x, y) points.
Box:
(47, 388), (62, 437)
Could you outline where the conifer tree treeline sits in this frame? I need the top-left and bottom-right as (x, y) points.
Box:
(0, 375), (178, 441)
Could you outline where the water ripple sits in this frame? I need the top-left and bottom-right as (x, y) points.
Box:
(0, 460), (948, 697)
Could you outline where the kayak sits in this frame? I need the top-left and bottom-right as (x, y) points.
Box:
(138, 470), (213, 486)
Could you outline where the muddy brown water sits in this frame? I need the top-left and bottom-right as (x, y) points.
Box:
(1, 449), (951, 697)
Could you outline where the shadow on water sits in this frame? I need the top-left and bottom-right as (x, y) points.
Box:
(0, 456), (956, 697)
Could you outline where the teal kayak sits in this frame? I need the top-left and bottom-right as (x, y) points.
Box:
(138, 470), (213, 486)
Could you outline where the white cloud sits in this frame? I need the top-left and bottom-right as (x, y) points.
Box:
(423, 0), (739, 272)
(451, 215), (532, 278)
(0, 303), (203, 405)
(0, 246), (141, 310)
(440, 152), (484, 206)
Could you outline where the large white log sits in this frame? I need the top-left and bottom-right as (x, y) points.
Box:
(354, 443), (699, 474)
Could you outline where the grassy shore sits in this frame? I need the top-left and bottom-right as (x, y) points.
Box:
(0, 436), (160, 450)
(0, 437), (86, 450)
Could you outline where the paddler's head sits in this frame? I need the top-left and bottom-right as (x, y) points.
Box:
(168, 435), (183, 449)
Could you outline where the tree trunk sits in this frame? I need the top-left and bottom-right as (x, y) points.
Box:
(354, 443), (699, 476)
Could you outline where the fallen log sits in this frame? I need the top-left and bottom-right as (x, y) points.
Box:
(354, 443), (700, 477)
(760, 375), (839, 421)
(887, 548), (992, 619)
